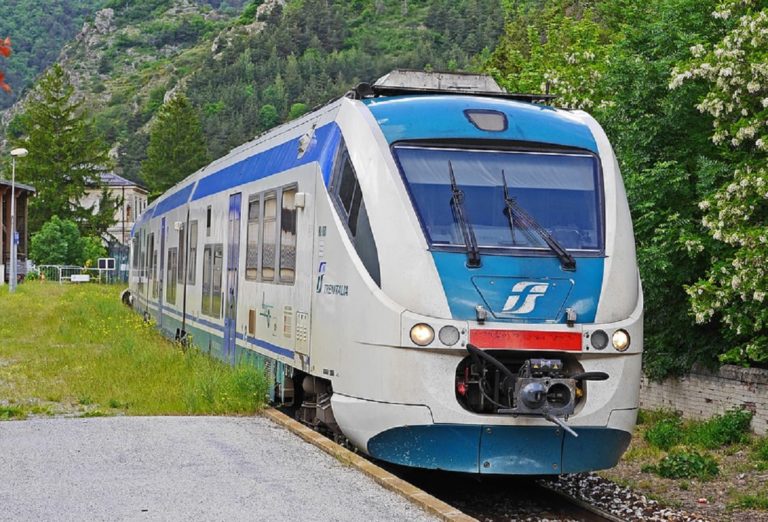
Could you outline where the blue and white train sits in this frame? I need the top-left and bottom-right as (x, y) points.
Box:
(127, 70), (643, 475)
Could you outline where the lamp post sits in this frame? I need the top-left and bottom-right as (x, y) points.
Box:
(9, 147), (28, 293)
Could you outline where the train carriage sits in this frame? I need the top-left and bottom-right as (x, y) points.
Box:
(128, 70), (643, 475)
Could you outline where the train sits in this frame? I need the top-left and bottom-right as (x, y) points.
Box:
(126, 70), (643, 475)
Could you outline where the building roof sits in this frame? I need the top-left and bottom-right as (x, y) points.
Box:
(0, 178), (35, 193)
(99, 172), (146, 190)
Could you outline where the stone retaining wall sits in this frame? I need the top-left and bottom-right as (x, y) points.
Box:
(639, 364), (768, 435)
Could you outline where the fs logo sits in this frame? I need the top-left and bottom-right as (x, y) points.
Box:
(315, 262), (327, 293)
(502, 282), (549, 314)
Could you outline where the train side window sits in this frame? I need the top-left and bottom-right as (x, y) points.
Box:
(331, 146), (381, 287)
(206, 205), (212, 237)
(152, 250), (158, 298)
(202, 245), (212, 316)
(212, 244), (223, 318)
(246, 195), (260, 280)
(166, 247), (177, 305)
(261, 192), (277, 281)
(187, 221), (198, 285)
(280, 186), (297, 284)
(177, 227), (185, 283)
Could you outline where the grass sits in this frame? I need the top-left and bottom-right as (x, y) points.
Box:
(0, 282), (269, 418)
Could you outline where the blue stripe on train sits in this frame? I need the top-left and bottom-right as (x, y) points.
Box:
(431, 251), (604, 323)
(192, 122), (341, 201)
(364, 95), (598, 153)
(133, 122), (342, 234)
(137, 296), (295, 359)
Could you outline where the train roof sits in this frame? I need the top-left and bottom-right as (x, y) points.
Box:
(362, 95), (597, 153)
(134, 72), (599, 236)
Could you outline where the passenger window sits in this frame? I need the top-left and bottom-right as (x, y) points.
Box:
(177, 228), (185, 282)
(246, 195), (260, 280)
(166, 247), (177, 305)
(261, 192), (277, 281)
(187, 221), (198, 285)
(212, 244), (223, 318)
(331, 146), (381, 287)
(206, 206), (212, 237)
(202, 245), (212, 316)
(201, 243), (223, 318)
(280, 187), (297, 283)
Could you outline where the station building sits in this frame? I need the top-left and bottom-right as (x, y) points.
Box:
(81, 172), (149, 246)
(0, 178), (35, 284)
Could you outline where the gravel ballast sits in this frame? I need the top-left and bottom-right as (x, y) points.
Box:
(0, 416), (438, 521)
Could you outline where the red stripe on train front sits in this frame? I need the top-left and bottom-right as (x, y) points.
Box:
(469, 330), (582, 351)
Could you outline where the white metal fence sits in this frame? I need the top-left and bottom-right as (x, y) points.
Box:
(35, 265), (122, 284)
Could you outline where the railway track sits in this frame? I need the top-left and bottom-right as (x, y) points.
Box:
(389, 466), (623, 522)
(271, 407), (621, 521)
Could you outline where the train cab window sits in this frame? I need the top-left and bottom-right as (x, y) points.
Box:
(187, 221), (198, 285)
(206, 205), (212, 237)
(331, 146), (381, 287)
(261, 192), (277, 281)
(166, 247), (177, 305)
(280, 187), (297, 283)
(201, 243), (223, 318)
(246, 195), (260, 280)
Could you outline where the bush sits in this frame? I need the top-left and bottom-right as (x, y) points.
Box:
(685, 409), (753, 449)
(645, 418), (684, 450)
(643, 449), (719, 480)
(752, 437), (768, 469)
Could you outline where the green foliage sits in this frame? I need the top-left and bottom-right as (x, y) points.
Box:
(239, 0), (265, 24)
(642, 408), (753, 452)
(678, 0), (768, 366)
(30, 216), (109, 266)
(288, 102), (308, 120)
(10, 65), (119, 236)
(187, 0), (505, 158)
(81, 236), (107, 267)
(642, 449), (719, 480)
(30, 216), (84, 266)
(685, 409), (753, 449)
(728, 491), (768, 510)
(0, 405), (27, 420)
(753, 437), (768, 470)
(487, 0), (738, 378)
(140, 93), (209, 198)
(645, 418), (684, 450)
(0, 0), (101, 109)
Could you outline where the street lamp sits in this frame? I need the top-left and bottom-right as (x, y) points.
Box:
(9, 147), (28, 293)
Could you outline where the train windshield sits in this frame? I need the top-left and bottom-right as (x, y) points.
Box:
(395, 145), (602, 252)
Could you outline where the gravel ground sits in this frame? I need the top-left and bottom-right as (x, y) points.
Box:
(0, 416), (437, 522)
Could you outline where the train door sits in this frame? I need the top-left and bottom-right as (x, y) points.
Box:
(158, 216), (166, 330)
(224, 193), (242, 365)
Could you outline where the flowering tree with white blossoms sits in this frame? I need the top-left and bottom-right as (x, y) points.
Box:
(672, 0), (768, 364)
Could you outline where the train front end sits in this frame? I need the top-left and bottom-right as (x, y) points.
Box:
(322, 74), (642, 475)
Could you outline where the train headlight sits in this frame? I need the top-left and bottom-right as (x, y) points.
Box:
(438, 325), (460, 346)
(590, 329), (609, 350)
(612, 329), (631, 351)
(410, 323), (435, 346)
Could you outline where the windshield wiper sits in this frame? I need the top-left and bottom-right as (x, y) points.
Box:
(501, 170), (576, 271)
(448, 161), (481, 268)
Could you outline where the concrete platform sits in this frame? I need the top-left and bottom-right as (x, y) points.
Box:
(0, 416), (438, 521)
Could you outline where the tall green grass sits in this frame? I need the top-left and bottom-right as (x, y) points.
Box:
(0, 282), (269, 417)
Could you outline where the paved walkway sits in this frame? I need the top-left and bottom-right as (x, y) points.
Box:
(0, 416), (437, 521)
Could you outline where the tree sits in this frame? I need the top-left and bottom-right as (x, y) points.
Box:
(30, 215), (106, 266)
(676, 0), (768, 366)
(30, 216), (83, 265)
(0, 37), (11, 93)
(11, 64), (119, 236)
(140, 93), (209, 199)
